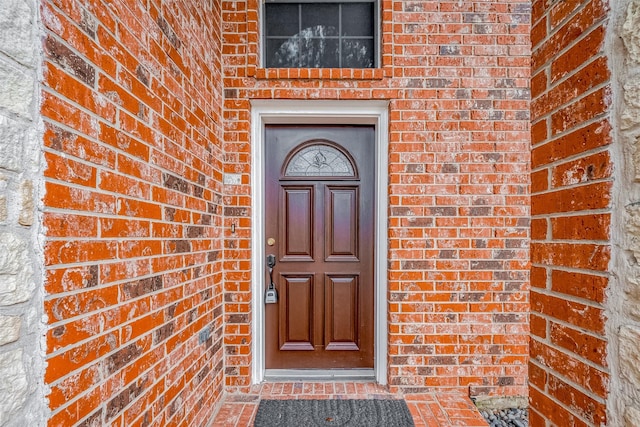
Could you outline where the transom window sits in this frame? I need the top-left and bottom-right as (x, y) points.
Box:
(263, 0), (377, 69)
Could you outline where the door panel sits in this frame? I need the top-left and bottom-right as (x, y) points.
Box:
(325, 275), (359, 351)
(279, 275), (314, 350)
(326, 186), (358, 260)
(265, 125), (374, 370)
(281, 186), (314, 260)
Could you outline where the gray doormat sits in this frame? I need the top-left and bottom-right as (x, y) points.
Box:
(253, 399), (415, 426)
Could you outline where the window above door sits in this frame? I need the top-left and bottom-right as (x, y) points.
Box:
(263, 0), (377, 69)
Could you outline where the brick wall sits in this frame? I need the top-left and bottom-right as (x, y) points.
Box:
(222, 0), (531, 396)
(613, 0), (640, 425)
(529, 0), (612, 424)
(37, 0), (532, 422)
(0, 0), (48, 423)
(40, 0), (225, 425)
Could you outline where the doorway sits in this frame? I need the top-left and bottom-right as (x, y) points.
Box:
(250, 100), (389, 383)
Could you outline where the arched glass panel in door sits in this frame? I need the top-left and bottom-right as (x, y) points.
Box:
(283, 141), (357, 178)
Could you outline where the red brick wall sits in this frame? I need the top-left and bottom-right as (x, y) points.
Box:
(222, 0), (531, 395)
(41, 0), (225, 425)
(530, 0), (611, 423)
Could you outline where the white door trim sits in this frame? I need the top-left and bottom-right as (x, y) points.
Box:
(250, 100), (389, 385)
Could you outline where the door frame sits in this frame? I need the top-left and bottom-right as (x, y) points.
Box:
(250, 100), (389, 384)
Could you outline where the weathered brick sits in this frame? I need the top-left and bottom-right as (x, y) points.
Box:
(532, 0), (608, 71)
(122, 275), (163, 299)
(551, 150), (612, 188)
(38, 0), (534, 422)
(530, 17), (613, 414)
(532, 120), (611, 167)
(532, 57), (610, 121)
(531, 182), (612, 215)
(551, 86), (610, 135)
(551, 213), (610, 241)
(531, 241), (610, 271)
(548, 374), (607, 425)
(550, 322), (607, 366)
(550, 269), (608, 303)
(41, 0), (227, 421)
(44, 35), (95, 86)
(551, 25), (606, 82)
(532, 290), (606, 335)
(163, 173), (190, 194)
(531, 339), (609, 398)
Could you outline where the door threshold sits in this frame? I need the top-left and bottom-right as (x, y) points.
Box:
(263, 369), (375, 382)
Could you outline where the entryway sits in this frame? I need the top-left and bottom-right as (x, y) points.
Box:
(250, 101), (390, 383)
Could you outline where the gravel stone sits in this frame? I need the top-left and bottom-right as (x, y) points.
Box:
(481, 408), (528, 427)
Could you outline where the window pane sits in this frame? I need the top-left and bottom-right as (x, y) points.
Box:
(341, 39), (374, 68)
(285, 144), (355, 177)
(341, 3), (374, 37)
(264, 1), (376, 68)
(266, 38), (300, 68)
(301, 3), (339, 34)
(300, 38), (339, 68)
(265, 4), (300, 37)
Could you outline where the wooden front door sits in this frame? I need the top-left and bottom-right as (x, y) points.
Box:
(265, 125), (375, 370)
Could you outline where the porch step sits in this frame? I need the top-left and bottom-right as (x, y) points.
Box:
(208, 381), (488, 427)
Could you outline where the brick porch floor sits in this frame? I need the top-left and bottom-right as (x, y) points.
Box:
(209, 382), (489, 426)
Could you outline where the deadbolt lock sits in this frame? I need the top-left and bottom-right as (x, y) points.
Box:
(267, 237), (275, 246)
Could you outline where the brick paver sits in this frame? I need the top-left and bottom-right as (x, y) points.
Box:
(209, 382), (488, 426)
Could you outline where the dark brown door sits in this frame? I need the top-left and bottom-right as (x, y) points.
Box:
(265, 125), (375, 369)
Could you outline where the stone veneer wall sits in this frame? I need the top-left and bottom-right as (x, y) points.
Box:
(613, 0), (640, 425)
(0, 0), (48, 425)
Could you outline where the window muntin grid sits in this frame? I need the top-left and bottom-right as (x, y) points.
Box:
(264, 1), (376, 69)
